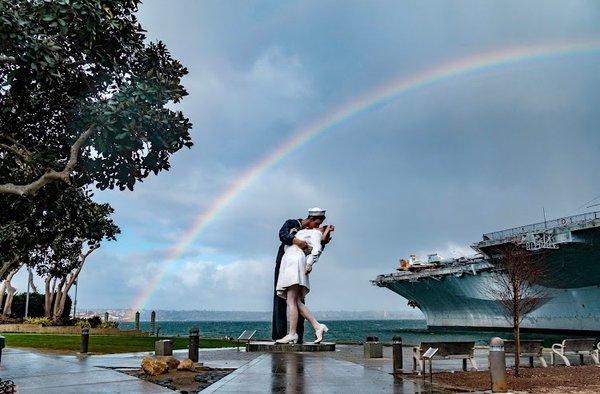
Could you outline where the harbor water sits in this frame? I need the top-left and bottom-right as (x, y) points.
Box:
(118, 319), (593, 346)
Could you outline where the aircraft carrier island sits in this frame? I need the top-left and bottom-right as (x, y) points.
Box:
(373, 212), (600, 333)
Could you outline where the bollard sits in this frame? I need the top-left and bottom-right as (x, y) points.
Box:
(0, 336), (5, 364)
(489, 337), (507, 393)
(80, 328), (89, 354)
(134, 311), (140, 331)
(392, 335), (403, 374)
(150, 311), (156, 336)
(189, 327), (200, 362)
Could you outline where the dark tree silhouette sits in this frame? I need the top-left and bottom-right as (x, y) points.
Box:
(487, 243), (548, 377)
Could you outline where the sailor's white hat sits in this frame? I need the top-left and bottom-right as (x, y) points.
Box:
(308, 207), (326, 217)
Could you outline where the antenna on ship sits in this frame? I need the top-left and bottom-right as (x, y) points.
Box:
(542, 207), (547, 229)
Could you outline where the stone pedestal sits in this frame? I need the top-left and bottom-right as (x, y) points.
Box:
(363, 341), (383, 358)
(246, 341), (335, 352)
(155, 339), (173, 356)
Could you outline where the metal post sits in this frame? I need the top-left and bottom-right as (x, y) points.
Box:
(104, 312), (109, 322)
(489, 337), (507, 393)
(392, 335), (403, 374)
(150, 311), (156, 336)
(80, 328), (89, 354)
(134, 311), (140, 331)
(189, 327), (199, 362)
(429, 358), (433, 383)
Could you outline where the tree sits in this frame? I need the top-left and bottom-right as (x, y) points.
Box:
(0, 265), (21, 317)
(0, 184), (118, 277)
(43, 243), (99, 322)
(0, 0), (192, 196)
(487, 244), (548, 377)
(0, 184), (118, 322)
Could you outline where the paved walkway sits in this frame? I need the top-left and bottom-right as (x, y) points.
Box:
(1, 345), (505, 393)
(0, 348), (170, 393)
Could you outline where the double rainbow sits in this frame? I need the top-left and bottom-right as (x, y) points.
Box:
(131, 39), (600, 311)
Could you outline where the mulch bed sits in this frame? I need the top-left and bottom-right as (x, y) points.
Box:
(124, 366), (234, 393)
(433, 365), (600, 393)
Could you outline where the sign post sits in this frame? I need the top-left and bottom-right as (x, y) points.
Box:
(422, 347), (438, 383)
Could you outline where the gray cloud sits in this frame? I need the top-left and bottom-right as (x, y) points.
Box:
(50, 0), (600, 313)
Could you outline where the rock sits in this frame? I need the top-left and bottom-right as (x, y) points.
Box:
(156, 356), (180, 370)
(141, 357), (169, 376)
(177, 358), (195, 371)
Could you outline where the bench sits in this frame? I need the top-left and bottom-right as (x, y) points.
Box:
(413, 341), (478, 373)
(551, 338), (600, 366)
(503, 339), (547, 367)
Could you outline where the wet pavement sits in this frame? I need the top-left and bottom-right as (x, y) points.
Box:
(0, 348), (170, 393)
(1, 344), (547, 393)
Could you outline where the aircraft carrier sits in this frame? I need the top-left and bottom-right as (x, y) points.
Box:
(373, 212), (600, 333)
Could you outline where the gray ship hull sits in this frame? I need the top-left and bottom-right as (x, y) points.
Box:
(383, 271), (600, 332)
(374, 212), (600, 333)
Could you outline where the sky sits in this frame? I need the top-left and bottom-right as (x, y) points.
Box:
(14, 0), (600, 314)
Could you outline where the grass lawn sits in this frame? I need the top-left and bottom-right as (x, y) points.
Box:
(2, 333), (237, 354)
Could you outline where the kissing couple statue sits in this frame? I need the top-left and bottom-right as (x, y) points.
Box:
(272, 207), (334, 344)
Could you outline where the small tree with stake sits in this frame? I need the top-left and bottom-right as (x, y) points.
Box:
(487, 243), (548, 377)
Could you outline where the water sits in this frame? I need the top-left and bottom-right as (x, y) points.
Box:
(119, 319), (588, 346)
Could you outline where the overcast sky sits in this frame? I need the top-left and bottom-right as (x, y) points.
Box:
(15, 0), (600, 314)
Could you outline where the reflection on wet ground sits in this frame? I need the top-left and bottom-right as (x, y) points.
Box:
(2, 345), (473, 393)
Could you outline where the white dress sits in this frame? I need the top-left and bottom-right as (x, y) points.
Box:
(276, 228), (323, 299)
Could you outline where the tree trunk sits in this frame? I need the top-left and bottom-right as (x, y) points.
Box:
(51, 248), (96, 322)
(1, 269), (19, 317)
(44, 277), (55, 318)
(514, 291), (521, 378)
(2, 283), (15, 317)
(28, 267), (38, 293)
(52, 277), (67, 323)
(0, 281), (6, 314)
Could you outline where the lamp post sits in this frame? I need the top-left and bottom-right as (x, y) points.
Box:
(72, 279), (78, 318)
(24, 267), (32, 318)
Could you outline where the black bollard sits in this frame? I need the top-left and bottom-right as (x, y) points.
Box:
(80, 328), (89, 354)
(0, 336), (5, 364)
(189, 327), (199, 362)
(134, 311), (140, 331)
(392, 335), (403, 374)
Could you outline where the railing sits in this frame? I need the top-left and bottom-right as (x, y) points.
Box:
(482, 211), (600, 241)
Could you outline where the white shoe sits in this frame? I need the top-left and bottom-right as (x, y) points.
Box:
(275, 333), (298, 344)
(314, 324), (329, 344)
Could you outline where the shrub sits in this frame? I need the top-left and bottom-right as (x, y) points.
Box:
(99, 321), (119, 329)
(74, 319), (91, 328)
(11, 292), (72, 321)
(87, 315), (102, 328)
(24, 317), (52, 326)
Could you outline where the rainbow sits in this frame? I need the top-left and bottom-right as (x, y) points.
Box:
(131, 39), (600, 311)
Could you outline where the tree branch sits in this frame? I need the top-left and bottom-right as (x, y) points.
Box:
(0, 125), (95, 196)
(0, 143), (29, 161)
(0, 55), (16, 64)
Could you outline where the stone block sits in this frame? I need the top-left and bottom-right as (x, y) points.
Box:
(246, 341), (335, 352)
(363, 341), (383, 358)
(155, 339), (173, 356)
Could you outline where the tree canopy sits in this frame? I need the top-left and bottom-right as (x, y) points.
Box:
(0, 0), (193, 195)
(0, 185), (120, 278)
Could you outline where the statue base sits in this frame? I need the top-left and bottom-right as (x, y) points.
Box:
(246, 341), (336, 352)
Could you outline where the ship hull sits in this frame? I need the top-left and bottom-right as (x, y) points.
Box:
(383, 271), (600, 332)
